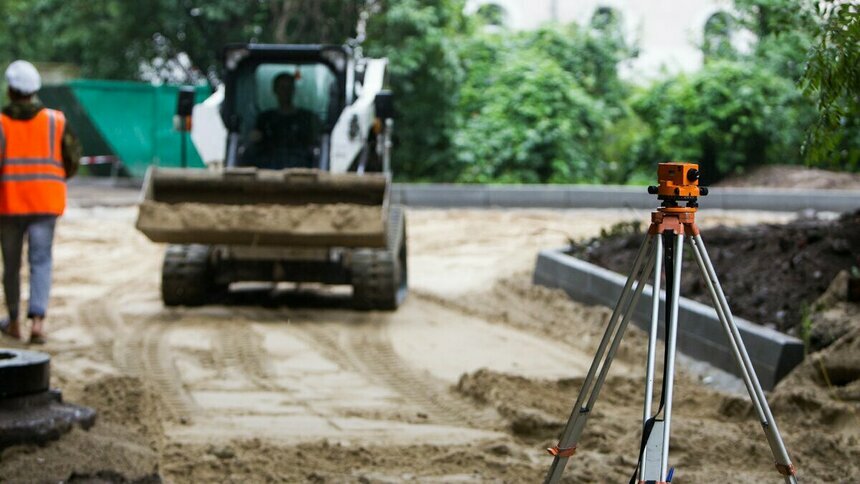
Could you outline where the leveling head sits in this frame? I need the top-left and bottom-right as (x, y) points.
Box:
(647, 162), (709, 209)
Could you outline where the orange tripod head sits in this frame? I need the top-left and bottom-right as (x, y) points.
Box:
(647, 162), (709, 210)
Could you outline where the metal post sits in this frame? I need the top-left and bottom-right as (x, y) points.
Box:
(180, 128), (187, 169)
(383, 118), (393, 174)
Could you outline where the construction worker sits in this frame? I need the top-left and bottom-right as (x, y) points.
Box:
(0, 60), (80, 344)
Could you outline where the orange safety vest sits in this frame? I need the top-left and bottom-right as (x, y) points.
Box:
(0, 108), (67, 216)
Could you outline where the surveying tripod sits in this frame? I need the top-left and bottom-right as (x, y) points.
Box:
(544, 163), (798, 483)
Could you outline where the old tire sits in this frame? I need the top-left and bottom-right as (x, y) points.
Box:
(162, 244), (218, 307)
(0, 349), (50, 398)
(352, 205), (408, 310)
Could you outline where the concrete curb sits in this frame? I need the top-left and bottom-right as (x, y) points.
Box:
(532, 248), (805, 390)
(69, 178), (859, 212)
(393, 184), (860, 212)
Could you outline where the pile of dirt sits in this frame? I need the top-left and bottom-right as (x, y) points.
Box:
(78, 375), (167, 452)
(0, 375), (164, 483)
(718, 164), (860, 190)
(568, 211), (860, 346)
(443, 273), (860, 480)
(455, 366), (860, 482)
(161, 439), (539, 482)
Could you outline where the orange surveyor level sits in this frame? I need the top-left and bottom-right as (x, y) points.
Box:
(647, 162), (709, 201)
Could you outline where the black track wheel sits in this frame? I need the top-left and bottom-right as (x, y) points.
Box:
(352, 205), (408, 310)
(161, 244), (219, 307)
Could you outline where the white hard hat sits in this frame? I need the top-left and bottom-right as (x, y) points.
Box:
(5, 60), (41, 95)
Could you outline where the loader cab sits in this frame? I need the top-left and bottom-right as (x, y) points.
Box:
(221, 44), (352, 170)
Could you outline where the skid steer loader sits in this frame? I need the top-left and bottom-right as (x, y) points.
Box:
(135, 44), (407, 310)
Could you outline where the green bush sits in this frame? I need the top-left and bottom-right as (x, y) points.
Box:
(364, 0), (466, 181)
(630, 60), (813, 183)
(454, 52), (609, 183)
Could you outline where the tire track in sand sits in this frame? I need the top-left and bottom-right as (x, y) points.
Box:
(80, 297), (197, 423)
(215, 321), (278, 391)
(294, 319), (503, 430)
(213, 315), (341, 427)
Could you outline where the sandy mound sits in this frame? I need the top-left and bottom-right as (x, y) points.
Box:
(718, 165), (860, 190)
(137, 201), (383, 235)
(0, 375), (164, 483)
(78, 375), (167, 452)
(456, 367), (860, 482)
(449, 274), (860, 481)
(162, 439), (538, 483)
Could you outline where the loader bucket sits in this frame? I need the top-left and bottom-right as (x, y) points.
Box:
(135, 167), (389, 248)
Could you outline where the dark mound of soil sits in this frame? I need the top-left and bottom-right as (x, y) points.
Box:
(568, 211), (860, 345)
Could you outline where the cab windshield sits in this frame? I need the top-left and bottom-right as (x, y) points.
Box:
(233, 62), (339, 169)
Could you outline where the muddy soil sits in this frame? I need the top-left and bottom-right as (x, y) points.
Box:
(1, 202), (857, 482)
(570, 211), (860, 345)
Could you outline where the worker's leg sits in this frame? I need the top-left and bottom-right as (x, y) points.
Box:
(26, 215), (57, 340)
(0, 216), (26, 336)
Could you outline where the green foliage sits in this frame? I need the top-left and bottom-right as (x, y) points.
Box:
(631, 60), (811, 182)
(475, 3), (507, 27)
(802, 3), (860, 170)
(0, 0), (366, 81)
(629, 0), (835, 182)
(451, 22), (634, 183)
(364, 0), (467, 181)
(519, 23), (631, 115)
(455, 52), (608, 183)
(1, 0), (855, 182)
(733, 0), (819, 80)
(703, 12), (737, 62)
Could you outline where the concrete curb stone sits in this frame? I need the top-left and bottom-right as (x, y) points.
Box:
(532, 248), (805, 390)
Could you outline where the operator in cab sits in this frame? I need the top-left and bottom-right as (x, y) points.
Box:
(245, 71), (320, 169)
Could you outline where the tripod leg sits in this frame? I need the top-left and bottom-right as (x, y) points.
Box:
(642, 234), (663, 421)
(689, 234), (798, 483)
(544, 234), (657, 483)
(658, 232), (685, 478)
(639, 234), (663, 481)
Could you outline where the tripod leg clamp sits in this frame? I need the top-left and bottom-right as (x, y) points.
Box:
(775, 462), (797, 476)
(547, 444), (577, 457)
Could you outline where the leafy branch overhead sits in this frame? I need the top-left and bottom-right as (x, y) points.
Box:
(0, 0), (856, 181)
(802, 2), (860, 170)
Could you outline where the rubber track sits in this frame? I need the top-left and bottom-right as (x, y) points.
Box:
(294, 322), (502, 430)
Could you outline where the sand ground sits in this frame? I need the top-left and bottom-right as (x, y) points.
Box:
(1, 198), (856, 483)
